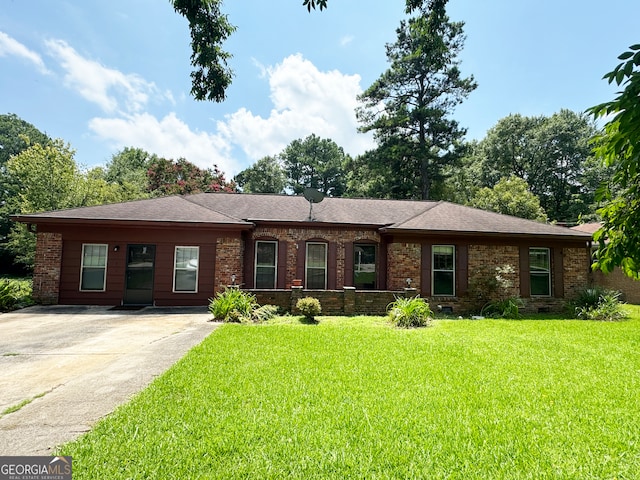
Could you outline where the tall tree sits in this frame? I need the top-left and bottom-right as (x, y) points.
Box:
(234, 156), (286, 194)
(356, 0), (476, 200)
(471, 111), (598, 223)
(5, 140), (94, 267)
(0, 114), (51, 272)
(588, 44), (640, 278)
(104, 147), (156, 200)
(171, 1), (433, 102)
(281, 134), (348, 196)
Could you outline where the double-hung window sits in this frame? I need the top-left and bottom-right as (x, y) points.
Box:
(530, 247), (551, 296)
(255, 241), (277, 289)
(432, 245), (455, 296)
(354, 244), (377, 289)
(173, 246), (199, 293)
(306, 243), (327, 289)
(80, 244), (107, 291)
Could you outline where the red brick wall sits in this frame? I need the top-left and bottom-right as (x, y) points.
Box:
(215, 237), (243, 293)
(32, 232), (63, 304)
(592, 268), (640, 304)
(252, 226), (380, 289)
(387, 242), (421, 291)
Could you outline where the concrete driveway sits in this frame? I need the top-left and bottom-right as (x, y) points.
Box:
(0, 305), (218, 455)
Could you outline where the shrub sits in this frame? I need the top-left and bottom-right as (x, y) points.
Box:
(251, 304), (280, 323)
(387, 296), (433, 328)
(209, 287), (258, 323)
(296, 297), (322, 321)
(481, 297), (524, 319)
(0, 278), (34, 312)
(572, 287), (626, 321)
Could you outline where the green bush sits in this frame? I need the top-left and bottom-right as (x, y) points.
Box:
(296, 297), (322, 321)
(251, 304), (280, 323)
(0, 278), (34, 312)
(387, 296), (433, 328)
(572, 287), (626, 321)
(209, 287), (258, 323)
(481, 297), (524, 319)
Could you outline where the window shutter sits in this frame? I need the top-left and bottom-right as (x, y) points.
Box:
(457, 244), (468, 296)
(344, 242), (354, 287)
(277, 240), (287, 289)
(328, 242), (337, 290)
(421, 243), (432, 296)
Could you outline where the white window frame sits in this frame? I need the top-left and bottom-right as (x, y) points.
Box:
(306, 242), (327, 290)
(79, 244), (108, 292)
(529, 247), (551, 297)
(432, 245), (455, 296)
(255, 240), (278, 289)
(173, 246), (199, 293)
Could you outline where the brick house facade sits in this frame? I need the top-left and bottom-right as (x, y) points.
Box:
(14, 193), (593, 314)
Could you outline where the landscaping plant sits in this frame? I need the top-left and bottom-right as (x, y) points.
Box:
(387, 295), (433, 328)
(0, 278), (34, 312)
(571, 286), (626, 321)
(208, 287), (258, 323)
(296, 296), (322, 321)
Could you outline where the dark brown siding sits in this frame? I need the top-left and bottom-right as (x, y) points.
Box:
(53, 225), (234, 306)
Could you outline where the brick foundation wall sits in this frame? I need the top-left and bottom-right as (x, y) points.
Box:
(32, 232), (63, 304)
(253, 288), (407, 316)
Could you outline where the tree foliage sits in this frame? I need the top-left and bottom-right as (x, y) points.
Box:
(146, 157), (235, 195)
(281, 134), (348, 196)
(356, 0), (476, 200)
(171, 0), (236, 102)
(172, 0), (437, 103)
(469, 176), (547, 222)
(0, 114), (51, 272)
(458, 110), (599, 223)
(234, 156), (286, 194)
(588, 44), (640, 278)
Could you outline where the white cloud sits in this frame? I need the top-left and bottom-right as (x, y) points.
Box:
(0, 31), (50, 74)
(218, 53), (374, 162)
(88, 113), (236, 174)
(340, 35), (355, 47)
(45, 39), (166, 114)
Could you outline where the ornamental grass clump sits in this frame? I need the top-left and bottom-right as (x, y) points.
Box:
(387, 296), (433, 328)
(209, 287), (258, 323)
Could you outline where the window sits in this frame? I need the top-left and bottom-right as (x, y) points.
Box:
(255, 241), (277, 289)
(306, 243), (327, 289)
(354, 244), (376, 289)
(432, 245), (455, 296)
(80, 244), (107, 291)
(530, 247), (551, 296)
(173, 246), (199, 293)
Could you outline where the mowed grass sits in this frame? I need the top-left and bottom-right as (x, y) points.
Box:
(60, 309), (640, 479)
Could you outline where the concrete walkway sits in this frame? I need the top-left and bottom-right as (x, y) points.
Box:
(0, 305), (219, 455)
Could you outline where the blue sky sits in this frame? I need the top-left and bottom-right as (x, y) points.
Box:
(1, 1), (638, 178)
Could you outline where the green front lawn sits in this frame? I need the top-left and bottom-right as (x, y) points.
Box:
(60, 310), (640, 479)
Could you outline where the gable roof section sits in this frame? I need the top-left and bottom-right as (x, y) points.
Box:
(12, 192), (592, 241)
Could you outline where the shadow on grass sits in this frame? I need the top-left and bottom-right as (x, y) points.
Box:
(298, 316), (319, 325)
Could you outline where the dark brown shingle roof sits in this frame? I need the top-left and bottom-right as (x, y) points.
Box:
(13, 192), (592, 240)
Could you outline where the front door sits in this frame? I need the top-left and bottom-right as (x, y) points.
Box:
(123, 244), (156, 305)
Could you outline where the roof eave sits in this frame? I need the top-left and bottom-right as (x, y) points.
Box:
(10, 216), (253, 231)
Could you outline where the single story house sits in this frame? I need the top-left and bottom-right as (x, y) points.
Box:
(12, 193), (593, 314)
